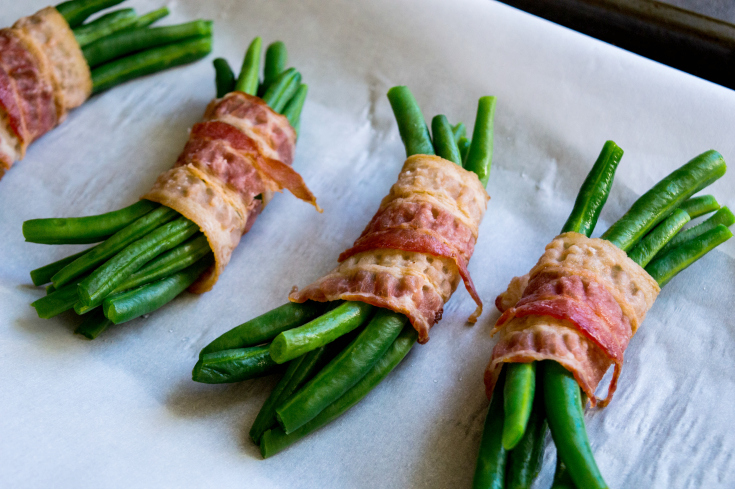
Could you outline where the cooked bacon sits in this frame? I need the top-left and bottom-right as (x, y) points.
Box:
(290, 154), (489, 343)
(144, 92), (317, 292)
(0, 7), (91, 175)
(486, 232), (660, 407)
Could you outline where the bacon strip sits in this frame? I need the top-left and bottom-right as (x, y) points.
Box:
(290, 154), (489, 343)
(0, 7), (91, 175)
(143, 92), (318, 293)
(486, 232), (660, 407)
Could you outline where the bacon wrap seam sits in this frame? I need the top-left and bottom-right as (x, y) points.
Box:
(142, 91), (320, 293)
(0, 7), (91, 175)
(289, 154), (489, 344)
(485, 232), (660, 407)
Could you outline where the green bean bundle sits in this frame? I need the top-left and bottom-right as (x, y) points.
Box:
(23, 38), (315, 338)
(196, 86), (498, 458)
(475, 145), (731, 489)
(0, 0), (211, 176)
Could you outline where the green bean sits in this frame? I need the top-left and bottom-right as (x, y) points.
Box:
(56, 0), (124, 28)
(84, 21), (213, 69)
(192, 344), (280, 384)
(73, 8), (137, 47)
(275, 309), (406, 433)
(601, 150), (726, 251)
(657, 206), (734, 257)
(30, 247), (95, 286)
(452, 122), (466, 142)
(627, 209), (690, 267)
(234, 37), (262, 96)
(261, 68), (298, 109)
(269, 301), (374, 364)
(103, 254), (212, 324)
(472, 368), (507, 489)
(646, 224), (733, 287)
(506, 391), (547, 489)
(282, 84), (308, 129)
(51, 206), (177, 288)
(561, 141), (624, 236)
(213, 58), (235, 98)
(464, 96), (496, 187)
(31, 281), (80, 319)
(74, 300), (98, 316)
(431, 115), (462, 165)
(23, 200), (159, 245)
(386, 86), (434, 157)
(200, 301), (328, 357)
(269, 72), (302, 114)
(91, 35), (212, 93)
(129, 7), (169, 29)
(458, 136), (471, 164)
(261, 41), (287, 94)
(250, 345), (331, 444)
(78, 217), (198, 308)
(678, 194), (719, 219)
(111, 233), (210, 293)
(551, 459), (577, 489)
(75, 309), (113, 340)
(542, 361), (607, 489)
(502, 362), (536, 450)
(259, 325), (418, 458)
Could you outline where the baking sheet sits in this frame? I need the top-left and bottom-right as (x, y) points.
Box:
(1, 0), (734, 487)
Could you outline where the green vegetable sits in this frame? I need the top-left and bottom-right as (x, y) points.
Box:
(275, 309), (406, 433)
(472, 368), (507, 489)
(269, 301), (374, 363)
(561, 141), (623, 236)
(234, 36), (262, 95)
(601, 150), (726, 251)
(213, 58), (235, 97)
(464, 96), (496, 186)
(627, 208), (690, 267)
(431, 115), (462, 165)
(56, 0), (124, 28)
(199, 301), (328, 357)
(110, 233), (210, 293)
(31, 281), (81, 319)
(261, 68), (299, 111)
(91, 35), (213, 93)
(30, 247), (94, 286)
(502, 362), (536, 450)
(129, 7), (169, 29)
(550, 459), (577, 489)
(505, 391), (547, 489)
(657, 206), (734, 257)
(387, 86), (434, 157)
(646, 224), (733, 286)
(678, 194), (719, 219)
(281, 84), (308, 129)
(451, 122), (466, 142)
(75, 309), (113, 339)
(51, 206), (178, 288)
(73, 8), (137, 47)
(192, 344), (280, 384)
(259, 326), (418, 457)
(78, 217), (199, 308)
(458, 136), (471, 164)
(23, 200), (159, 245)
(262, 41), (287, 93)
(103, 254), (212, 324)
(542, 361), (607, 489)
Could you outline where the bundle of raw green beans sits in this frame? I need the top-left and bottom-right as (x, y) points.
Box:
(23, 37), (309, 339)
(53, 0), (213, 93)
(192, 85), (497, 457)
(472, 143), (732, 489)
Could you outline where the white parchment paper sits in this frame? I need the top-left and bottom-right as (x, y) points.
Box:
(1, 1), (734, 487)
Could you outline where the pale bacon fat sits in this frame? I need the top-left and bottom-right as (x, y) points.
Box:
(486, 232), (660, 407)
(143, 92), (318, 293)
(0, 6), (91, 176)
(290, 154), (489, 343)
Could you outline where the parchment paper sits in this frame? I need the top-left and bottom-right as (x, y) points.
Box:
(1, 1), (734, 488)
